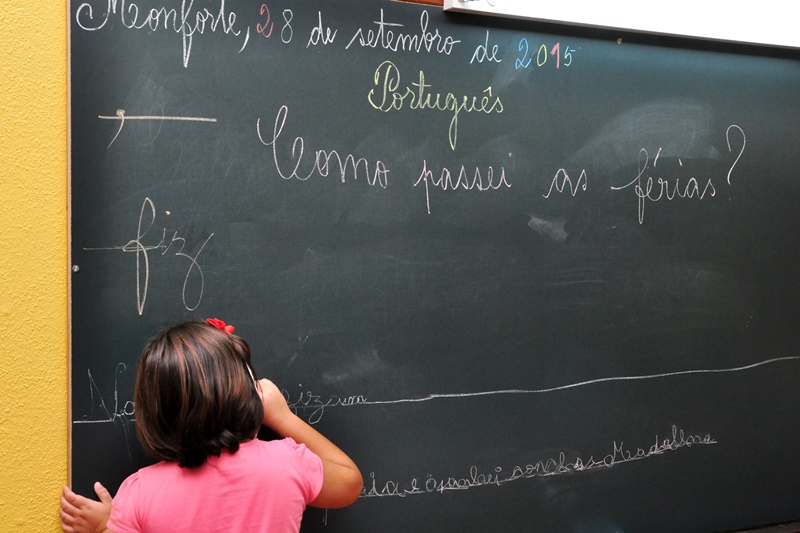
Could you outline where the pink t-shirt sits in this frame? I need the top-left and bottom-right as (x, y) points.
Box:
(107, 438), (323, 533)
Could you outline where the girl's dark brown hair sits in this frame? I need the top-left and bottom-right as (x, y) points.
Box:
(134, 321), (263, 468)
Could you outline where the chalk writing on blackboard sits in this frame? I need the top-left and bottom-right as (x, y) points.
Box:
(306, 11), (337, 47)
(285, 355), (800, 424)
(543, 168), (588, 198)
(609, 125), (746, 223)
(73, 356), (800, 425)
(257, 105), (390, 187)
(98, 109), (217, 147)
(470, 30), (502, 64)
(256, 4), (275, 40)
(74, 0), (250, 67)
(289, 390), (369, 425)
(413, 158), (512, 214)
(72, 364), (714, 498)
(514, 39), (578, 70)
(362, 425), (715, 498)
(75, 364), (134, 425)
(367, 60), (504, 150)
(345, 9), (460, 55)
(725, 124), (746, 185)
(83, 197), (214, 315)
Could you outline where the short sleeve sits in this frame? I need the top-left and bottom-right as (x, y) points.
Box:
(106, 472), (143, 533)
(284, 437), (324, 503)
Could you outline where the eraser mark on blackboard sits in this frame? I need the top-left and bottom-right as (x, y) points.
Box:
(528, 215), (568, 242)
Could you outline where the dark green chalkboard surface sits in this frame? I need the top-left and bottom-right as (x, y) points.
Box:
(69, 1), (800, 531)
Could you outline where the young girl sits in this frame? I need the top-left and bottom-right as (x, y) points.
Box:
(60, 319), (362, 533)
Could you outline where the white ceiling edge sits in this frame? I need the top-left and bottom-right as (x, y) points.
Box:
(443, 0), (800, 50)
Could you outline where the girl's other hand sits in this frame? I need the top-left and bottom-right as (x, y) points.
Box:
(59, 482), (112, 533)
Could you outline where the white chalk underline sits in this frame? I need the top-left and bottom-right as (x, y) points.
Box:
(98, 110), (217, 147)
(359, 356), (800, 405)
(98, 114), (217, 122)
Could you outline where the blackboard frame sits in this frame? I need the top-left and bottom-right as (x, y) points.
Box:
(69, 1), (800, 531)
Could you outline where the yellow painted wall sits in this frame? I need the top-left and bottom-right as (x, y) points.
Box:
(0, 2), (69, 532)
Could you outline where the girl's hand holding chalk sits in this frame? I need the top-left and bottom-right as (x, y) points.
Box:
(256, 378), (294, 431)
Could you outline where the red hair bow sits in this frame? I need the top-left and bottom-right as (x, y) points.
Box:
(206, 318), (235, 334)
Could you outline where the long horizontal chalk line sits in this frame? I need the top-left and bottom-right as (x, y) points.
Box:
(360, 356), (800, 406)
(98, 113), (217, 122)
(98, 109), (217, 147)
(72, 356), (800, 424)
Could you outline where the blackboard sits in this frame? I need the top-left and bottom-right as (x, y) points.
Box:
(69, 1), (800, 531)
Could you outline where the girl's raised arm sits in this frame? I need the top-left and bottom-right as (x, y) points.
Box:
(257, 378), (363, 508)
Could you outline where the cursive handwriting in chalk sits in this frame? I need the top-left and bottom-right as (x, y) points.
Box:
(286, 389), (368, 425)
(470, 30), (502, 64)
(74, 364), (135, 424)
(83, 197), (213, 315)
(611, 148), (715, 224)
(361, 425), (715, 498)
(256, 105), (390, 188)
(413, 158), (512, 214)
(610, 126), (746, 224)
(368, 60), (504, 150)
(345, 9), (460, 55)
(306, 11), (337, 47)
(74, 0), (250, 67)
(543, 168), (588, 198)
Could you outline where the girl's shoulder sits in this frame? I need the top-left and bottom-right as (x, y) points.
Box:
(129, 438), (321, 485)
(242, 437), (317, 459)
(237, 437), (323, 474)
(130, 460), (179, 485)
